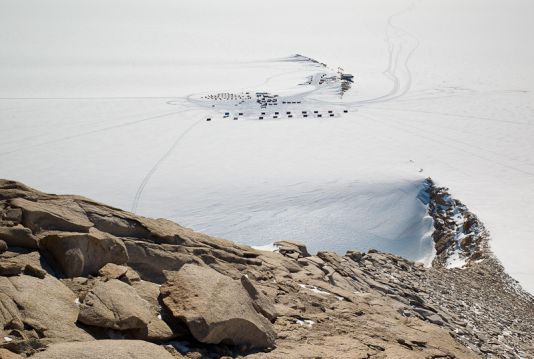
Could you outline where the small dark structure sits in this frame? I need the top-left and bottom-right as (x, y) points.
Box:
(340, 73), (354, 82)
(206, 118), (211, 121)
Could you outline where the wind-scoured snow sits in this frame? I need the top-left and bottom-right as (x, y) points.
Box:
(0, 0), (533, 292)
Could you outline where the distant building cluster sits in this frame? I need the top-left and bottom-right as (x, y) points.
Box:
(201, 92), (253, 106)
(207, 109), (349, 122)
(198, 55), (355, 122)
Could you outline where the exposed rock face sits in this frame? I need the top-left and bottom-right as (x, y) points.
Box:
(241, 275), (278, 322)
(0, 251), (46, 278)
(161, 264), (276, 349)
(11, 198), (93, 233)
(122, 239), (201, 283)
(0, 179), (532, 359)
(78, 279), (152, 330)
(130, 279), (183, 341)
(0, 348), (22, 359)
(0, 240), (7, 254)
(0, 226), (38, 249)
(422, 178), (488, 267)
(29, 340), (175, 359)
(0, 273), (93, 346)
(273, 240), (310, 259)
(39, 230), (128, 278)
(97, 263), (128, 279)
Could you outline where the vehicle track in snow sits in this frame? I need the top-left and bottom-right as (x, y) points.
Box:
(353, 4), (420, 105)
(305, 3), (420, 109)
(0, 106), (189, 149)
(0, 109), (189, 157)
(130, 115), (203, 213)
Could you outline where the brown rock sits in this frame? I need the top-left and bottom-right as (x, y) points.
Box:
(274, 240), (310, 258)
(0, 240), (7, 253)
(0, 251), (46, 278)
(130, 280), (186, 341)
(131, 317), (179, 342)
(240, 275), (278, 322)
(120, 267), (141, 284)
(30, 340), (175, 359)
(0, 349), (23, 359)
(97, 263), (128, 280)
(10, 198), (93, 233)
(78, 279), (152, 330)
(0, 226), (38, 249)
(0, 274), (92, 343)
(79, 202), (150, 239)
(0, 292), (23, 330)
(123, 239), (201, 283)
(346, 250), (364, 262)
(161, 264), (276, 349)
(39, 229), (128, 277)
(3, 208), (22, 223)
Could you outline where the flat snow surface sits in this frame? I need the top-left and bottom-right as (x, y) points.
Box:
(1, 0), (533, 292)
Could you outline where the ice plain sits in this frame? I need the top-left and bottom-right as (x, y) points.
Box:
(0, 0), (533, 292)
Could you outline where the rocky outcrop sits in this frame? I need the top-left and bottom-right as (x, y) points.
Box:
(161, 264), (276, 349)
(0, 348), (22, 359)
(0, 273), (93, 352)
(11, 198), (93, 234)
(421, 178), (488, 268)
(122, 239), (201, 283)
(0, 251), (46, 278)
(78, 279), (152, 330)
(0, 241), (7, 254)
(273, 240), (309, 259)
(240, 275), (277, 322)
(0, 226), (38, 250)
(97, 263), (128, 279)
(29, 340), (175, 359)
(0, 179), (532, 358)
(39, 230), (128, 278)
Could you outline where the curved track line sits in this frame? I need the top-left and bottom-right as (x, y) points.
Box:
(131, 117), (203, 212)
(0, 110), (191, 157)
(0, 106), (189, 148)
(0, 96), (188, 100)
(307, 3), (420, 108)
(354, 6), (420, 105)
